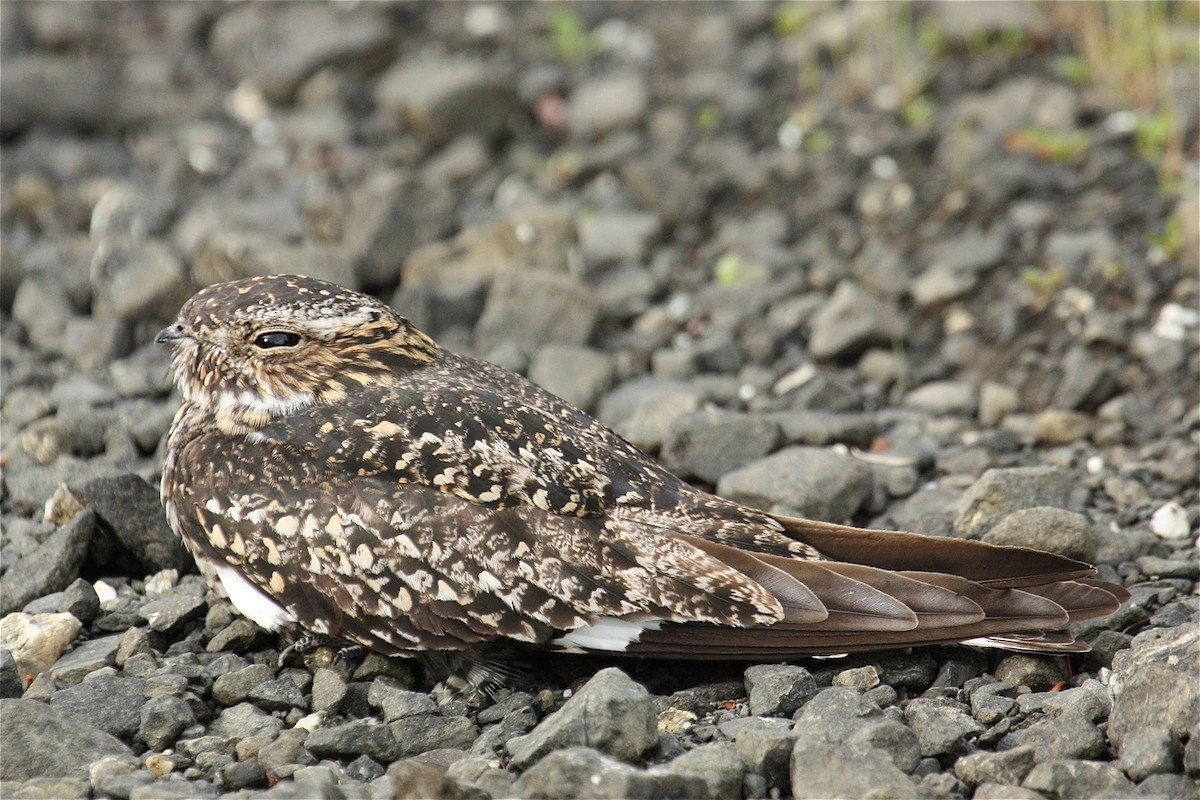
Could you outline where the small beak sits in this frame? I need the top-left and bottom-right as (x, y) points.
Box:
(155, 323), (187, 344)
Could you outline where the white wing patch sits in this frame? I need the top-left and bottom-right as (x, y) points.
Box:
(552, 616), (664, 652)
(214, 562), (296, 631)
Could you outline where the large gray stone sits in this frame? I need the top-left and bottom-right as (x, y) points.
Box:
(981, 507), (1097, 561)
(0, 699), (132, 781)
(506, 668), (657, 768)
(514, 746), (704, 800)
(1109, 625), (1199, 748)
(807, 280), (905, 361)
(954, 466), (1074, 539)
(0, 512), (95, 615)
(790, 736), (918, 799)
(744, 664), (818, 718)
(68, 476), (192, 573)
(662, 410), (782, 484)
(475, 270), (598, 351)
(717, 446), (873, 521)
(376, 57), (519, 144)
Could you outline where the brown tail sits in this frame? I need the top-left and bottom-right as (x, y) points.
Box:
(621, 517), (1129, 659)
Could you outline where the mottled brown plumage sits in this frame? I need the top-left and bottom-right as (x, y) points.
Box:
(158, 275), (1128, 669)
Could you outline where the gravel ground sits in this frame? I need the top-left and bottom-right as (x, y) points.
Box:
(2, 3), (1198, 799)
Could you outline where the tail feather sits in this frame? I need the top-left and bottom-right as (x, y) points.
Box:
(569, 517), (1127, 659)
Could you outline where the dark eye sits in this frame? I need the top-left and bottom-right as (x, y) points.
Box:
(253, 331), (301, 349)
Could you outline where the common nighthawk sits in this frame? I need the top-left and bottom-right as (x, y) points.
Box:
(158, 274), (1127, 680)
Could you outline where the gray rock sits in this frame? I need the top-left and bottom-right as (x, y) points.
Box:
(506, 667), (657, 768)
(90, 238), (191, 325)
(981, 506), (1097, 561)
(57, 578), (100, 624)
(807, 281), (905, 361)
(193, 233), (358, 293)
(1109, 625), (1199, 748)
(49, 633), (122, 684)
(306, 718), (399, 763)
(569, 73), (649, 138)
(621, 157), (704, 224)
(208, 702), (284, 741)
(212, 664), (276, 707)
(772, 411), (878, 448)
(88, 754), (151, 798)
(954, 466), (1073, 538)
(743, 664), (817, 718)
(138, 694), (196, 750)
(444, 754), (517, 799)
(68, 476), (192, 573)
(475, 271), (598, 351)
(927, 225), (1012, 274)
(847, 719), (922, 774)
(310, 668), (347, 715)
(514, 746), (705, 800)
(61, 316), (130, 372)
(1032, 409), (1095, 445)
(613, 388), (706, 452)
(49, 674), (146, 739)
(344, 754), (385, 783)
(256, 730), (316, 773)
(401, 205), (574, 291)
(11, 277), (74, 354)
(903, 380), (978, 417)
(904, 697), (985, 757)
(832, 666), (881, 691)
(1022, 759), (1135, 798)
(717, 446), (873, 521)
(0, 699), (134, 781)
(210, 3), (392, 103)
(1108, 628), (1195, 753)
(0, 511), (95, 615)
(1025, 679), (1111, 722)
(340, 172), (427, 290)
(662, 410), (782, 484)
(577, 211), (662, 269)
(1006, 713), (1107, 763)
(138, 592), (207, 635)
(528, 344), (615, 412)
(955, 745), (1036, 787)
(0, 650), (23, 698)
(733, 726), (796, 793)
(792, 686), (884, 743)
(249, 678), (308, 712)
(1117, 726), (1182, 781)
(376, 57), (519, 144)
(221, 758), (269, 790)
(662, 741), (744, 800)
(388, 714), (477, 757)
(1138, 556), (1200, 580)
(1134, 773), (1200, 799)
(790, 736), (918, 799)
(994, 653), (1067, 689)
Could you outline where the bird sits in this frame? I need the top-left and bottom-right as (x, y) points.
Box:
(158, 274), (1128, 691)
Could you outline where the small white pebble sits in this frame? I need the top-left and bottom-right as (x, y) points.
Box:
(293, 712), (324, 732)
(94, 580), (119, 608)
(871, 155), (898, 180)
(1085, 455), (1105, 475)
(1149, 501), (1190, 540)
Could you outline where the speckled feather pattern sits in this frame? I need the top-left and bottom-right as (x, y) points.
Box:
(160, 275), (1127, 660)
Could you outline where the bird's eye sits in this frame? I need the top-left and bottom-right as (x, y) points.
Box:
(253, 331), (301, 349)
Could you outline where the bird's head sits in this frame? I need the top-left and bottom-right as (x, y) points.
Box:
(157, 274), (439, 430)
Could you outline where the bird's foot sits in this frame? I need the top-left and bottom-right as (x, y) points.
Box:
(418, 648), (527, 708)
